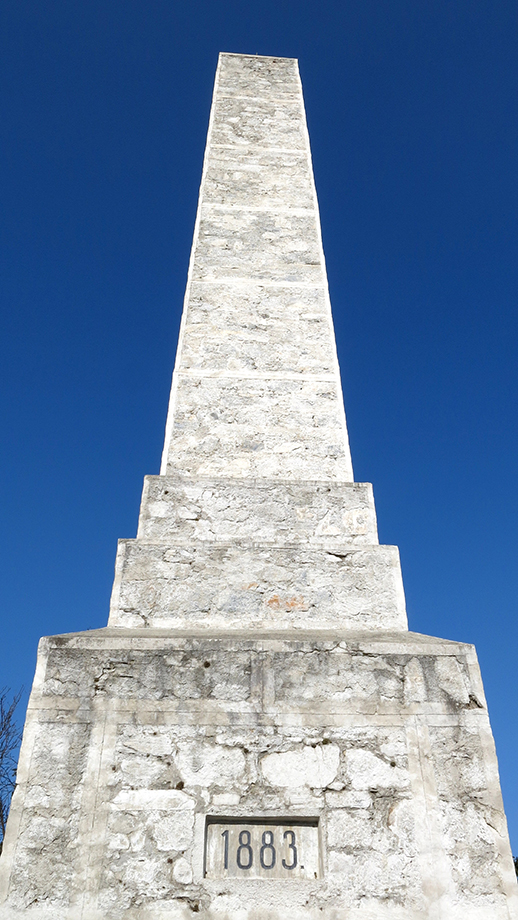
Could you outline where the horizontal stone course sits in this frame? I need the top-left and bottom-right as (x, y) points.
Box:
(216, 54), (301, 97)
(165, 376), (351, 481)
(210, 95), (306, 150)
(203, 150), (313, 210)
(39, 631), (479, 711)
(109, 540), (406, 631)
(193, 209), (322, 283)
(182, 284), (337, 378)
(179, 282), (336, 376)
(137, 476), (377, 545)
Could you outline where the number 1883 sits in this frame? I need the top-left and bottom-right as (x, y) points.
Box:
(221, 827), (298, 871)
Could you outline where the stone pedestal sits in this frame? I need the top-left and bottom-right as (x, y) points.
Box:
(1, 628), (517, 918)
(0, 53), (516, 919)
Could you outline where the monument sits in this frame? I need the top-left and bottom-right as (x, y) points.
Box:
(0, 52), (516, 920)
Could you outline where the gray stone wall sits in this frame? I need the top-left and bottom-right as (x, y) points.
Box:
(109, 539), (405, 631)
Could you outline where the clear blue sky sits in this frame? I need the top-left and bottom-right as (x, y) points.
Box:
(1, 0), (517, 848)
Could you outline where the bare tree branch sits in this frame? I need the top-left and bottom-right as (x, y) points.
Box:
(0, 688), (23, 851)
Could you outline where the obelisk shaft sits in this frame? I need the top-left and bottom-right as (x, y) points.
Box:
(107, 54), (407, 633)
(161, 53), (353, 482)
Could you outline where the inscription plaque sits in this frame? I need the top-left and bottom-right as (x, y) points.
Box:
(204, 818), (320, 880)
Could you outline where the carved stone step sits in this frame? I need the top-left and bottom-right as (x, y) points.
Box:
(137, 476), (378, 545)
(109, 540), (406, 631)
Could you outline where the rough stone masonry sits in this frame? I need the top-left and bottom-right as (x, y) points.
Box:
(0, 52), (517, 920)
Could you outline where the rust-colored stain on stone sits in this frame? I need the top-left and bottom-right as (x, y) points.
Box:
(266, 594), (306, 611)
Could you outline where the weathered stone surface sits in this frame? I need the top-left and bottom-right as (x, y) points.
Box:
(215, 53), (300, 97)
(160, 53), (352, 482)
(193, 208), (321, 282)
(137, 477), (378, 546)
(109, 540), (406, 630)
(2, 721), (91, 914)
(204, 152), (314, 211)
(179, 283), (336, 376)
(260, 744), (340, 788)
(0, 630), (516, 918)
(165, 375), (351, 481)
(209, 95), (307, 150)
(1, 51), (516, 920)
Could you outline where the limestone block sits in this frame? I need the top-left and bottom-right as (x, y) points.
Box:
(165, 376), (351, 481)
(403, 656), (427, 703)
(42, 644), (253, 702)
(272, 646), (407, 705)
(172, 857), (192, 885)
(327, 848), (422, 910)
(109, 540), (407, 630)
(210, 95), (306, 150)
(344, 749), (410, 791)
(175, 742), (247, 788)
(217, 53), (300, 98)
(328, 808), (387, 850)
(110, 791), (195, 852)
(112, 790), (194, 812)
(203, 150), (314, 210)
(435, 656), (471, 704)
(137, 477), (378, 545)
(324, 789), (369, 807)
(193, 208), (321, 283)
(179, 283), (336, 376)
(260, 744), (340, 788)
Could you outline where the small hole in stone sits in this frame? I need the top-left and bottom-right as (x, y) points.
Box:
(176, 781), (184, 790)
(191, 904), (200, 913)
(322, 738), (331, 744)
(203, 661), (211, 668)
(167, 857), (173, 864)
(390, 760), (396, 767)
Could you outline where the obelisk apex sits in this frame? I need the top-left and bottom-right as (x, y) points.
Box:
(160, 53), (353, 482)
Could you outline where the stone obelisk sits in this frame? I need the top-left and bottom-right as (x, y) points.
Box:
(0, 52), (516, 920)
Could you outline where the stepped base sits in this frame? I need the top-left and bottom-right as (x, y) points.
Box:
(108, 541), (407, 631)
(136, 477), (378, 546)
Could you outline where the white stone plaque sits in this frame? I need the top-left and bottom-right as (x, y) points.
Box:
(204, 819), (320, 880)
